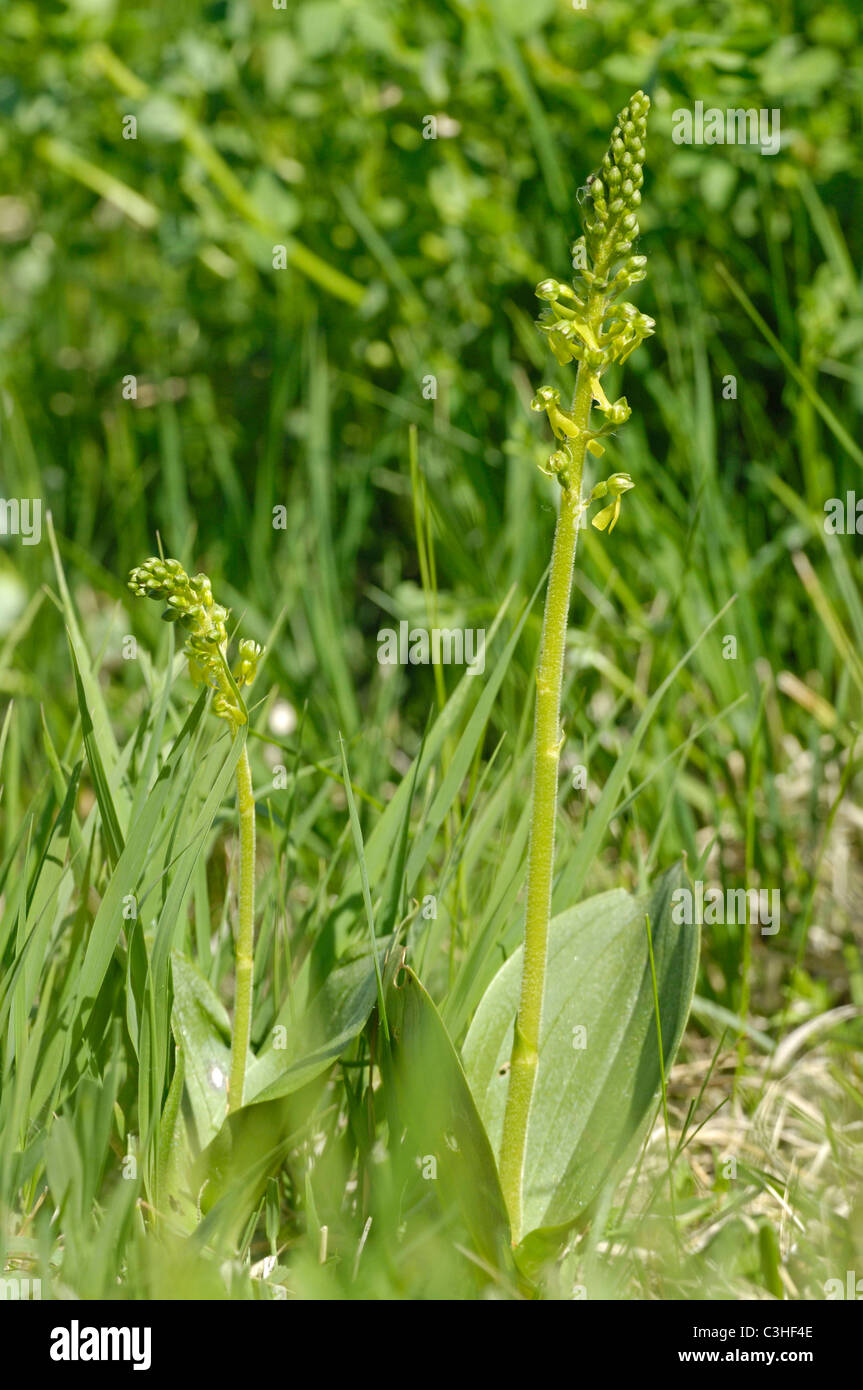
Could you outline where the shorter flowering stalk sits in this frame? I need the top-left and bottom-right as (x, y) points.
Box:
(128, 556), (262, 1112)
(499, 92), (654, 1241)
(230, 743), (256, 1112)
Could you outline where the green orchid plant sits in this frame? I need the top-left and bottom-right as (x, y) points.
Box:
(128, 557), (262, 1113)
(498, 91), (654, 1241)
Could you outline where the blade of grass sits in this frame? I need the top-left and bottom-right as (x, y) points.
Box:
(338, 735), (390, 1046)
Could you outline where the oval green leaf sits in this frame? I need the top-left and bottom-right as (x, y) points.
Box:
(387, 966), (513, 1269)
(461, 862), (699, 1239)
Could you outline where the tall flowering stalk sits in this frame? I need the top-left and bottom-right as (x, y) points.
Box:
(128, 557), (262, 1112)
(498, 93), (655, 1241)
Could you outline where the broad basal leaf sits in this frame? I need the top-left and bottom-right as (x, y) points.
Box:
(245, 941), (392, 1104)
(462, 862), (699, 1239)
(387, 966), (512, 1270)
(170, 951), (231, 1149)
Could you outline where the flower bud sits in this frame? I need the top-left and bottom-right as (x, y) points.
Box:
(585, 92), (650, 271)
(531, 386), (560, 412)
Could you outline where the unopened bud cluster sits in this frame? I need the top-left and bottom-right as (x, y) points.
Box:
(129, 557), (261, 732)
(530, 92), (654, 515)
(582, 89), (650, 273)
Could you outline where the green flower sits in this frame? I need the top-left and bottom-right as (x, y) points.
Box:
(530, 91), (654, 508)
(129, 557), (261, 733)
(589, 472), (635, 533)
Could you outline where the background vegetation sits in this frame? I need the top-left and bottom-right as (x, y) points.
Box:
(1, 0), (861, 1299)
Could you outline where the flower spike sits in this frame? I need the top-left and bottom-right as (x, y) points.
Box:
(529, 91), (653, 511)
(129, 557), (261, 734)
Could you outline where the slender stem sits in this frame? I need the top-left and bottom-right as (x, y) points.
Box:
(497, 91), (651, 1241)
(228, 744), (256, 1112)
(499, 361), (592, 1243)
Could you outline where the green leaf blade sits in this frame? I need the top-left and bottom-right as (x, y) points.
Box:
(462, 863), (699, 1237)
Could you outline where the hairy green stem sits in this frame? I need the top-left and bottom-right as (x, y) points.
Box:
(497, 88), (651, 1245)
(228, 744), (256, 1112)
(126, 556), (262, 1113)
(498, 367), (591, 1242)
